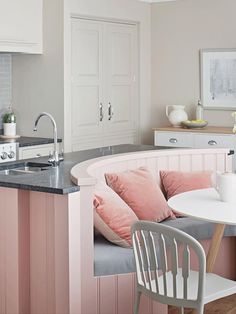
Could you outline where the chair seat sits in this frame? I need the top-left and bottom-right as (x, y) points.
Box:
(141, 269), (236, 304)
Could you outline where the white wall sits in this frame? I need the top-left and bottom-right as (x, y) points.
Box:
(63, 0), (152, 150)
(151, 0), (236, 129)
(12, 0), (64, 138)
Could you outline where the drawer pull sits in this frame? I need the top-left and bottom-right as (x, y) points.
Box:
(36, 153), (42, 157)
(208, 140), (217, 146)
(169, 138), (178, 144)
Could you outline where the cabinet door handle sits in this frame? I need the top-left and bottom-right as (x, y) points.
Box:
(208, 140), (217, 146)
(169, 138), (178, 144)
(108, 102), (114, 121)
(99, 103), (103, 122)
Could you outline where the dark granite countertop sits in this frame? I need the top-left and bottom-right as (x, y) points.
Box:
(0, 144), (173, 195)
(0, 136), (62, 147)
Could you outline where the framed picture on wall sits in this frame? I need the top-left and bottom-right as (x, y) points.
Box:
(200, 48), (236, 110)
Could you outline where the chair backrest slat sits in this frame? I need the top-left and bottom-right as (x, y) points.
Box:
(132, 232), (146, 286)
(140, 231), (153, 291)
(148, 231), (159, 293)
(170, 238), (178, 298)
(159, 234), (168, 296)
(182, 244), (190, 299)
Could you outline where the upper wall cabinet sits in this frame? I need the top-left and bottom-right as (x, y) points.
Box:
(0, 0), (42, 53)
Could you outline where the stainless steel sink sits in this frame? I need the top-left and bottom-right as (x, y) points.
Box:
(0, 162), (52, 175)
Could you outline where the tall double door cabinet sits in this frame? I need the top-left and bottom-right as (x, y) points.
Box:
(71, 18), (139, 151)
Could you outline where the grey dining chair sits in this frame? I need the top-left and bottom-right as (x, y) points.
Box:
(131, 221), (236, 314)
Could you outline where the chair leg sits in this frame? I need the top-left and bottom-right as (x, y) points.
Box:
(134, 291), (141, 314)
(180, 307), (184, 314)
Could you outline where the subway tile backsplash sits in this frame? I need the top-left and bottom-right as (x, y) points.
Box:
(0, 54), (12, 129)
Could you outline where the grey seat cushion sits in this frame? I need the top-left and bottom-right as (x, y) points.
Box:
(94, 217), (236, 277)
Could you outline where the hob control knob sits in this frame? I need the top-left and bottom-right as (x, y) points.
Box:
(8, 151), (15, 159)
(1, 152), (8, 160)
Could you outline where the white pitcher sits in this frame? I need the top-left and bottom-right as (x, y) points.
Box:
(215, 172), (236, 203)
(166, 105), (188, 127)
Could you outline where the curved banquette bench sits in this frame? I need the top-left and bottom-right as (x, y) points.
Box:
(70, 148), (236, 314)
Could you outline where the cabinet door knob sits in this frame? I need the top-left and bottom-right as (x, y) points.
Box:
(169, 138), (178, 144)
(99, 103), (104, 122)
(208, 140), (217, 146)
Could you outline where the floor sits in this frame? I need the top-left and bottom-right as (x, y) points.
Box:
(169, 295), (236, 313)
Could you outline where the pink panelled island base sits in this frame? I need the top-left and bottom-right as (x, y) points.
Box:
(1, 148), (236, 314)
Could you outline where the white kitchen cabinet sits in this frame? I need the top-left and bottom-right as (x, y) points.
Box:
(154, 127), (236, 170)
(19, 144), (55, 160)
(0, 0), (42, 53)
(71, 18), (138, 151)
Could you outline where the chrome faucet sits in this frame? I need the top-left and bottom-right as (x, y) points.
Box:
(33, 112), (63, 167)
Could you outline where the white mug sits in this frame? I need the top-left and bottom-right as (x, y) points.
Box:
(215, 172), (236, 203)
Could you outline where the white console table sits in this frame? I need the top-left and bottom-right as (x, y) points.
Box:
(154, 126), (236, 170)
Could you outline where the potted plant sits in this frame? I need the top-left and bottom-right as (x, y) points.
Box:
(3, 107), (16, 137)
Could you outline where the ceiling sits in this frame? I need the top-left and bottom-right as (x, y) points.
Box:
(139, 0), (176, 2)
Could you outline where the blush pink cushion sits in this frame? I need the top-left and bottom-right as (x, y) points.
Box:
(105, 167), (174, 222)
(160, 170), (212, 199)
(94, 185), (138, 248)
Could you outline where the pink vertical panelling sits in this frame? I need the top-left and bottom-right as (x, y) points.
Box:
(117, 274), (134, 314)
(139, 294), (152, 314)
(168, 155), (180, 171)
(0, 188), (30, 314)
(54, 194), (69, 314)
(0, 189), (6, 314)
(68, 187), (98, 314)
(204, 154), (217, 171)
(45, 193), (56, 313)
(5, 188), (19, 314)
(18, 190), (30, 314)
(191, 154), (204, 171)
(99, 276), (117, 314)
(152, 301), (168, 314)
(179, 155), (191, 172)
(146, 158), (157, 182)
(30, 192), (48, 314)
(79, 186), (98, 314)
(68, 192), (82, 314)
(156, 156), (169, 172)
(30, 192), (70, 314)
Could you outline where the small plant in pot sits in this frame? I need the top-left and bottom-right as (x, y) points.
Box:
(3, 108), (16, 137)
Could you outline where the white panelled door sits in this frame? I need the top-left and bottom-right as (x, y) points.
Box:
(71, 18), (138, 151)
(71, 19), (104, 150)
(104, 23), (137, 135)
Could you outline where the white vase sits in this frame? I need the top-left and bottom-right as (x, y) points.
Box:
(3, 123), (16, 136)
(166, 105), (188, 127)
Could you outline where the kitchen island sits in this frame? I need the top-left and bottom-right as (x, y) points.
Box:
(0, 144), (171, 314)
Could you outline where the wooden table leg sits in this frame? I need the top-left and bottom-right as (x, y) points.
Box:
(190, 223), (226, 314)
(206, 223), (225, 272)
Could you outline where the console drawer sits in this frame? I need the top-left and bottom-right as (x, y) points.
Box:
(194, 134), (234, 149)
(154, 131), (194, 148)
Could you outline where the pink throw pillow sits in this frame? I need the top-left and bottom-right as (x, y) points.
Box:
(94, 185), (138, 248)
(105, 167), (174, 222)
(160, 170), (212, 200)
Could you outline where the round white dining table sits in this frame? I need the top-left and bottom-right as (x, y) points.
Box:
(168, 188), (236, 273)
